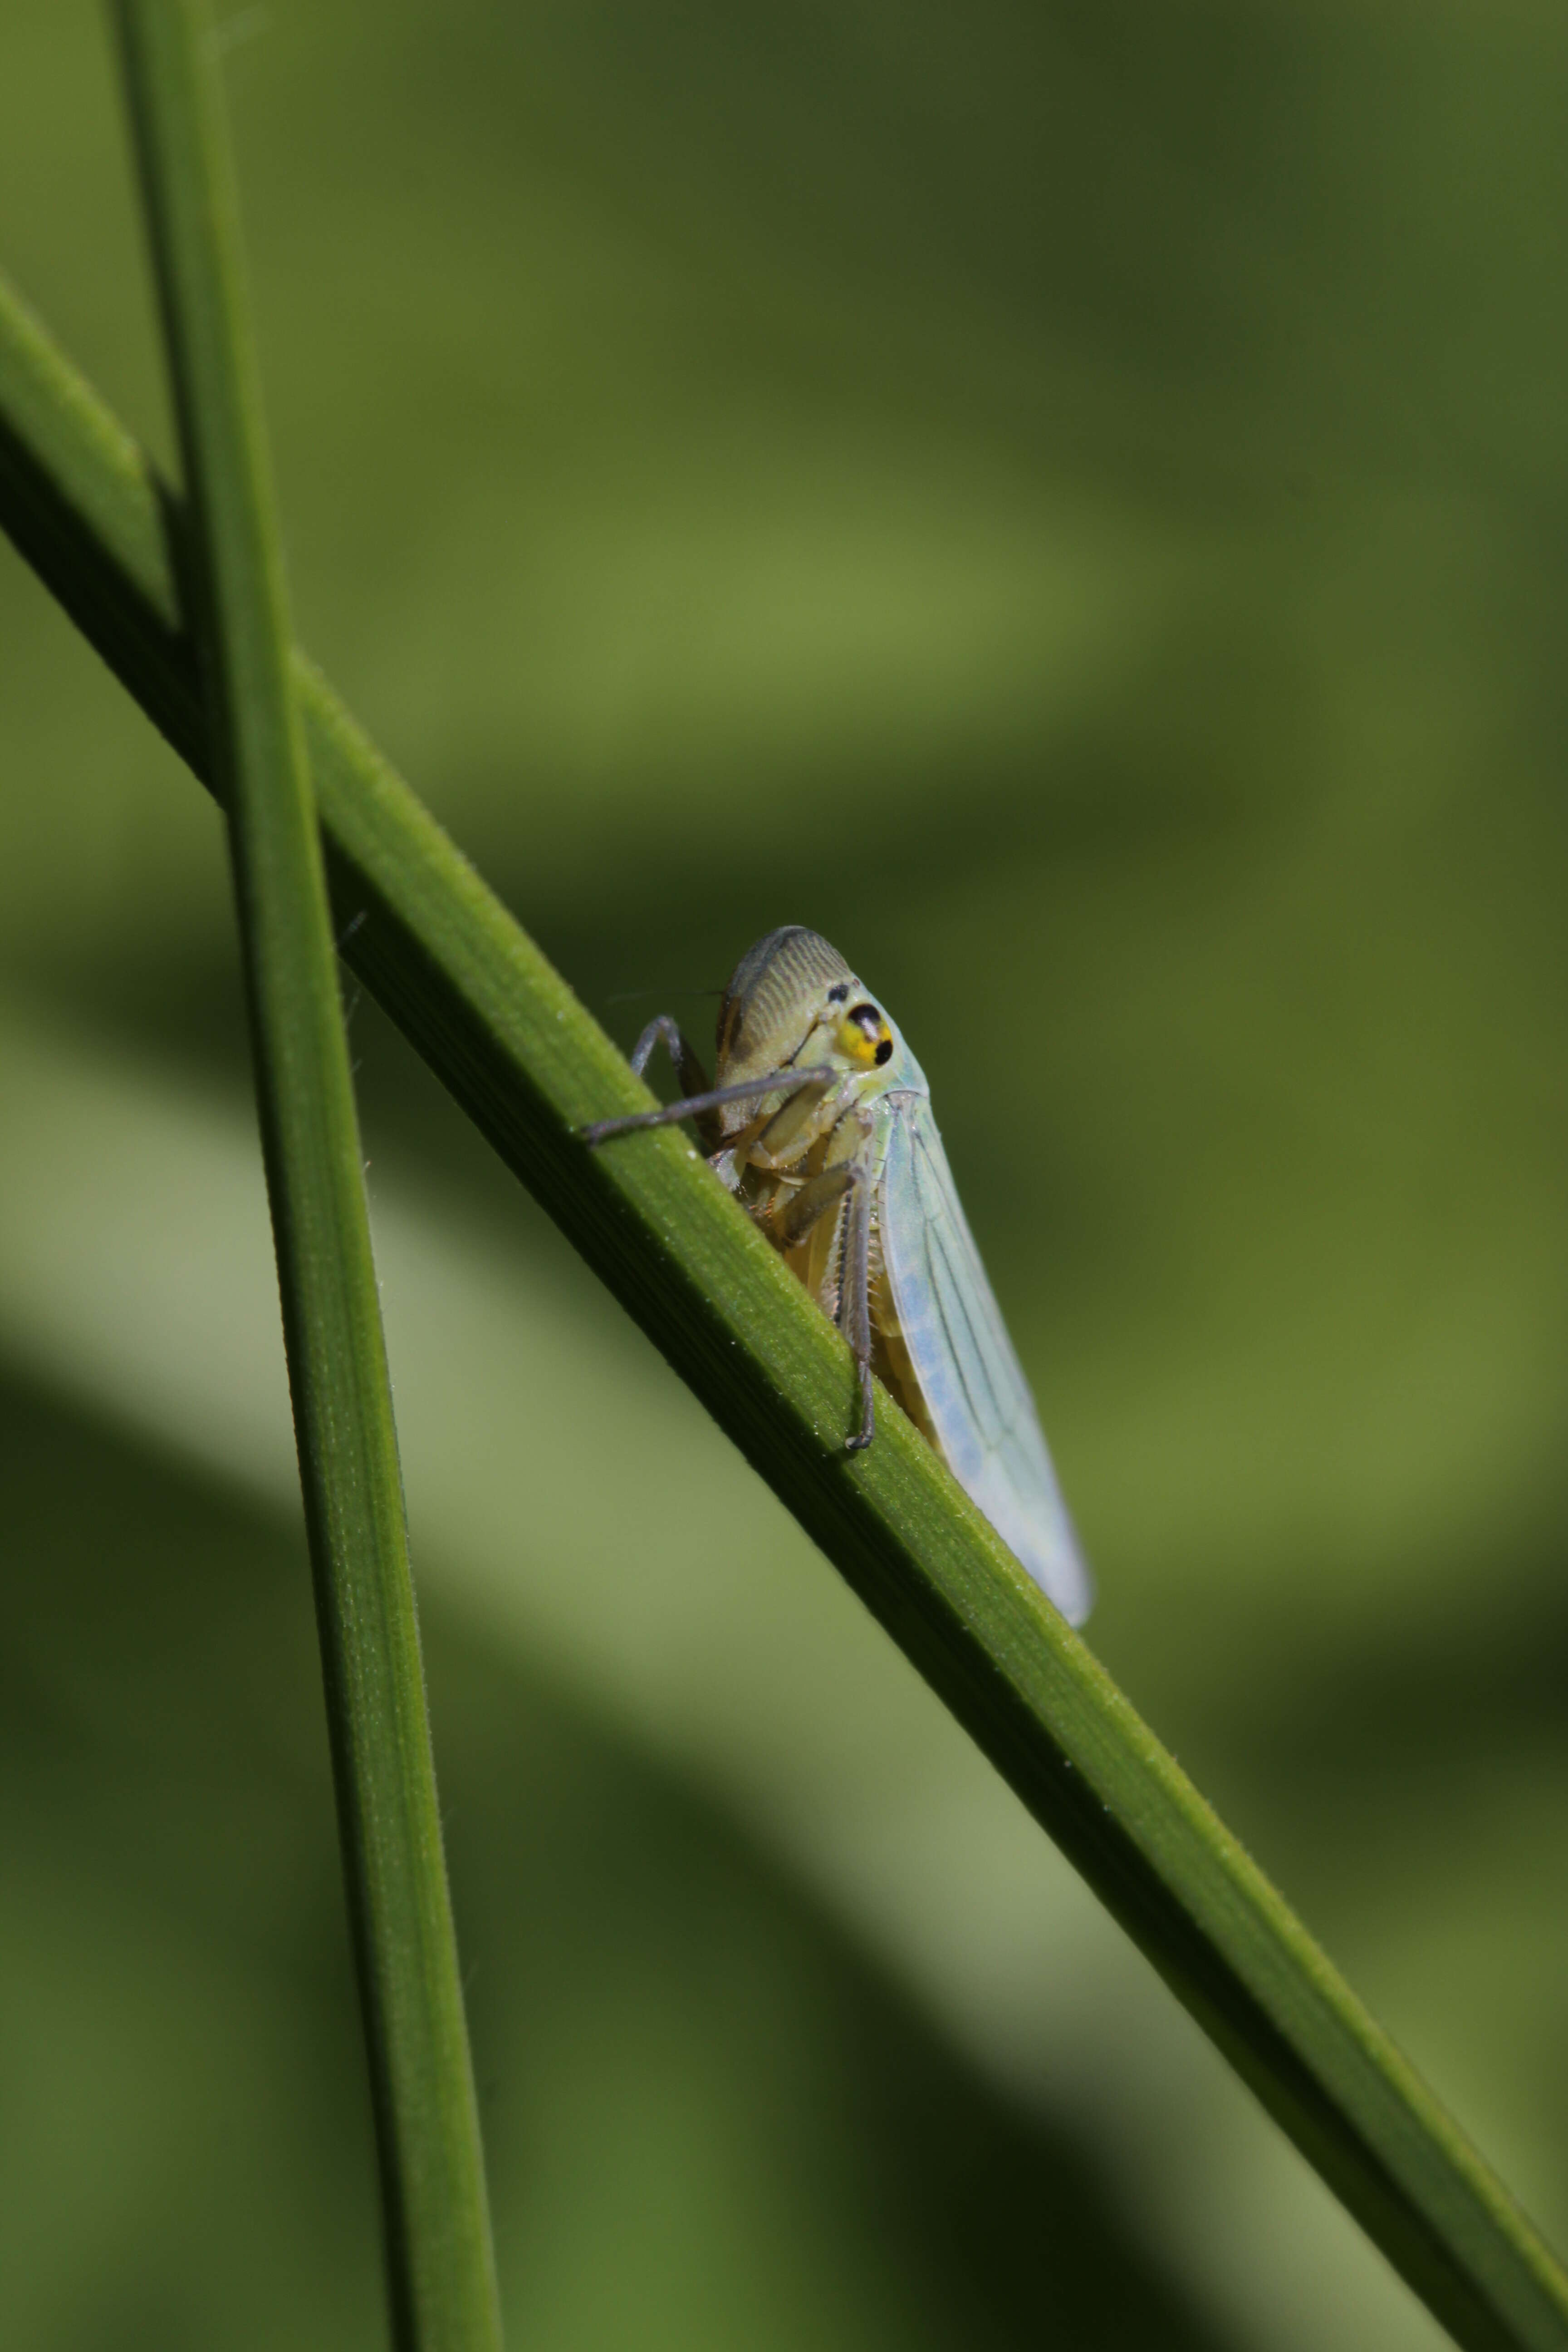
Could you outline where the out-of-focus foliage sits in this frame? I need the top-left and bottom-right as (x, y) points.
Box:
(0, 1362), (1228, 2352)
(0, 2), (1565, 2347)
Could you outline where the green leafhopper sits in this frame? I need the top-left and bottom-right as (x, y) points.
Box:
(585, 926), (1092, 1624)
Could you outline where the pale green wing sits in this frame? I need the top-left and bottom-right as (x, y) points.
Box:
(878, 1096), (1093, 1625)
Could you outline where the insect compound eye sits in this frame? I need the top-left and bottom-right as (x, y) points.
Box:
(848, 1001), (881, 1035)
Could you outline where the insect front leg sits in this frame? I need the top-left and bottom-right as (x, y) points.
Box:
(628, 1014), (709, 1095)
(622, 1014), (722, 1151)
(769, 1159), (877, 1454)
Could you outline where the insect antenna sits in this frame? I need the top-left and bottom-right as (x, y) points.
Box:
(603, 985), (725, 1005)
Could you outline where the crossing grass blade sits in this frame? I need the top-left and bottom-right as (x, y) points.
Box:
(1, 253), (1567, 2352)
(107, 9), (502, 2347)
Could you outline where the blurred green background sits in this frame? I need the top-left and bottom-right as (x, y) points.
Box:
(2, 1), (1567, 2345)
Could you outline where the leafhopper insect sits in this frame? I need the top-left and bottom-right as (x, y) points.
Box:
(584, 926), (1092, 1624)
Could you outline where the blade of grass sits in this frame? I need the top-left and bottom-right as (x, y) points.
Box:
(2, 265), (1566, 2352)
(107, 9), (501, 2347)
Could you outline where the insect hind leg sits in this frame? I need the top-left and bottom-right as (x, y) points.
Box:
(839, 1161), (876, 1453)
(771, 1161), (877, 1453)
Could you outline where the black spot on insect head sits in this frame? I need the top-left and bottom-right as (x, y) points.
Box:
(875, 1038), (893, 1065)
(828, 982), (849, 1004)
(849, 1002), (880, 1033)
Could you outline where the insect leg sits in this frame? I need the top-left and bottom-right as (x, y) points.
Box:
(628, 1013), (709, 1095)
(621, 1014), (722, 1148)
(839, 1160), (876, 1453)
(581, 1065), (836, 1147)
(769, 1163), (856, 1249)
(767, 1161), (876, 1451)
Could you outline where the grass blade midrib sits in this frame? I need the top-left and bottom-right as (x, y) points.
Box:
(108, 9), (502, 2347)
(0, 260), (1564, 2352)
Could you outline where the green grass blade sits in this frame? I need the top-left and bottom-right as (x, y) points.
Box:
(1, 265), (1565, 2352)
(105, 10), (502, 2348)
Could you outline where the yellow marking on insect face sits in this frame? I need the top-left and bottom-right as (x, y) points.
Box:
(834, 1001), (893, 1068)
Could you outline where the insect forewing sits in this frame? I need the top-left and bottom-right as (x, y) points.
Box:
(879, 1098), (1093, 1626)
